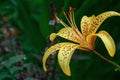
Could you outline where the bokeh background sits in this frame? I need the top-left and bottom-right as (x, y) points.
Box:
(0, 0), (120, 80)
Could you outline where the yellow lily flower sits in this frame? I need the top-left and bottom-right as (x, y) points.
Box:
(43, 7), (120, 76)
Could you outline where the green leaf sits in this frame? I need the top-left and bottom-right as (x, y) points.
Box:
(25, 77), (37, 80)
(4, 55), (26, 68)
(0, 72), (13, 80)
(10, 66), (23, 74)
(0, 66), (4, 71)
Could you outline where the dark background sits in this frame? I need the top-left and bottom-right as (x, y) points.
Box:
(0, 0), (120, 80)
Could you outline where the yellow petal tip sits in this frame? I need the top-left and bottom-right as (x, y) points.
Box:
(66, 72), (71, 76)
(109, 51), (115, 57)
(43, 62), (47, 72)
(43, 66), (47, 72)
(50, 33), (57, 41)
(62, 69), (71, 76)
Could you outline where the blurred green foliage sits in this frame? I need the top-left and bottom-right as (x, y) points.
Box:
(0, 0), (120, 80)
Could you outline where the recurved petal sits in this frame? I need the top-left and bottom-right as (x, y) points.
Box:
(58, 43), (79, 76)
(50, 27), (80, 43)
(89, 11), (120, 34)
(81, 15), (95, 36)
(50, 33), (57, 41)
(43, 43), (69, 72)
(96, 31), (116, 57)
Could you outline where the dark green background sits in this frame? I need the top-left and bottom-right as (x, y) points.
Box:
(0, 0), (120, 80)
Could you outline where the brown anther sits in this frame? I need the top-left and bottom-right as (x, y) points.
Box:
(53, 13), (58, 21)
(69, 7), (75, 12)
(53, 13), (62, 24)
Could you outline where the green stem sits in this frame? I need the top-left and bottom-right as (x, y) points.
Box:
(92, 50), (120, 69)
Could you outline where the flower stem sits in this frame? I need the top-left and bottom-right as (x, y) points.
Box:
(92, 50), (120, 69)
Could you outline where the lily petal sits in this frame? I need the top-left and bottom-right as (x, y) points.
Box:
(89, 11), (120, 34)
(58, 43), (79, 76)
(43, 42), (71, 71)
(50, 27), (81, 43)
(86, 34), (97, 50)
(81, 15), (95, 36)
(50, 33), (57, 41)
(96, 31), (116, 57)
